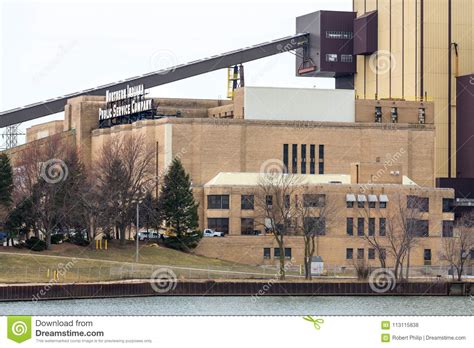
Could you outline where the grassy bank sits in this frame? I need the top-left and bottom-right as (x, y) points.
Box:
(0, 241), (292, 283)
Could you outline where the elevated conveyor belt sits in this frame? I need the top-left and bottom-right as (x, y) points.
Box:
(0, 33), (309, 128)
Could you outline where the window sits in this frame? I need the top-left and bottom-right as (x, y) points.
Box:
(304, 217), (326, 236)
(346, 194), (355, 208)
(303, 194), (326, 207)
(368, 218), (375, 236)
(241, 218), (255, 235)
(241, 195), (254, 210)
(368, 248), (375, 260)
(442, 198), (453, 213)
(368, 195), (377, 209)
(274, 248), (281, 258)
(207, 218), (229, 234)
(266, 195), (273, 208)
(325, 54), (338, 62)
(424, 249), (432, 264)
(285, 248), (292, 259)
(379, 201), (387, 209)
(407, 219), (429, 237)
(292, 144), (298, 174)
(380, 248), (386, 260)
(346, 248), (353, 259)
(310, 145), (315, 174)
(326, 31), (353, 39)
(442, 220), (454, 237)
(346, 217), (354, 236)
(419, 197), (429, 212)
(319, 144), (324, 160)
(283, 144), (289, 173)
(357, 248), (364, 260)
(357, 195), (366, 208)
(341, 54), (353, 63)
(284, 195), (290, 209)
(407, 195), (429, 212)
(357, 218), (364, 236)
(319, 162), (324, 175)
(301, 144), (307, 174)
(207, 195), (229, 209)
(379, 218), (386, 236)
(263, 248), (271, 259)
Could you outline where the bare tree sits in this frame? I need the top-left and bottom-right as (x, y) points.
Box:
(14, 134), (72, 248)
(255, 173), (302, 280)
(95, 134), (155, 245)
(439, 213), (474, 281)
(385, 193), (423, 280)
(295, 188), (336, 279)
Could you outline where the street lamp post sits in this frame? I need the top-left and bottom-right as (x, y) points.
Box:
(135, 201), (140, 263)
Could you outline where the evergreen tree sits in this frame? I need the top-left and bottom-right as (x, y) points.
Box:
(0, 153), (13, 207)
(158, 158), (199, 250)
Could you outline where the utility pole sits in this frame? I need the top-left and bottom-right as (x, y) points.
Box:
(135, 202), (139, 263)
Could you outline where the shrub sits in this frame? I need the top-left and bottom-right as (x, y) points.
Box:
(25, 237), (47, 251)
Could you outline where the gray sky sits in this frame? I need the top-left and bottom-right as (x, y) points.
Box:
(0, 0), (351, 145)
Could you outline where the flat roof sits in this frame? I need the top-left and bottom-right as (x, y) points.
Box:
(204, 172), (430, 189)
(205, 173), (352, 187)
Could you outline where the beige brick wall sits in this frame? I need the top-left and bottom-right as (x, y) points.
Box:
(196, 183), (454, 267)
(26, 120), (64, 143)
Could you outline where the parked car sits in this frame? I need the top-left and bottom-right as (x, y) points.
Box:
(203, 228), (225, 237)
(136, 231), (160, 241)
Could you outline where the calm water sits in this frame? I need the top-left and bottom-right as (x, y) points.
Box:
(1, 296), (473, 315)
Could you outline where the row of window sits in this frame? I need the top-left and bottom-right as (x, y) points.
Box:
(326, 31), (353, 39)
(208, 216), (454, 237)
(208, 194), (327, 210)
(325, 54), (353, 63)
(263, 247), (292, 259)
(347, 217), (386, 236)
(346, 200), (387, 209)
(283, 144), (324, 175)
(346, 247), (382, 260)
(345, 248), (433, 262)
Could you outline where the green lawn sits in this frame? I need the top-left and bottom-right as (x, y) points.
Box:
(0, 241), (290, 283)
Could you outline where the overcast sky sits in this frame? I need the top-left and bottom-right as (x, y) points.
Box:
(0, 0), (351, 145)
